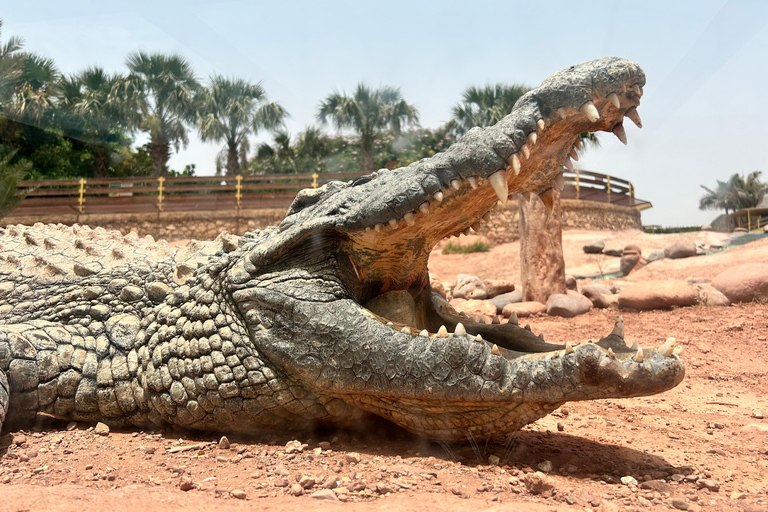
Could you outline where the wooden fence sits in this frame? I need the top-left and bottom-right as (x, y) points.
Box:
(8, 169), (651, 217)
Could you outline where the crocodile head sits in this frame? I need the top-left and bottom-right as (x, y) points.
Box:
(228, 57), (684, 441)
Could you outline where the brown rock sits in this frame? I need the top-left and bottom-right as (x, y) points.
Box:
(620, 254), (639, 276)
(623, 244), (642, 256)
(502, 301), (547, 318)
(694, 284), (731, 306)
(454, 299), (497, 318)
(453, 274), (487, 299)
(582, 286), (611, 308)
(310, 489), (339, 501)
(94, 422), (110, 436)
(483, 279), (515, 298)
(711, 263), (768, 303)
(583, 239), (605, 253)
(640, 479), (673, 493)
(546, 293), (592, 318)
(230, 489), (247, 500)
(523, 471), (556, 495)
(565, 274), (577, 290)
(218, 436), (230, 449)
(665, 241), (697, 259)
(429, 274), (447, 299)
(618, 280), (698, 310)
(179, 477), (195, 491)
(291, 483), (304, 496)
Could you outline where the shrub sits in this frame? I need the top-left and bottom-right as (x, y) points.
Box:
(441, 241), (491, 254)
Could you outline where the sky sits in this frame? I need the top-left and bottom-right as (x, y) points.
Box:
(4, 0), (768, 227)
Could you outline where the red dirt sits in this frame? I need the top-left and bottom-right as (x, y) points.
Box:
(1, 230), (767, 512)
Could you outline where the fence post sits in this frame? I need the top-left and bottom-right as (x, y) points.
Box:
(606, 175), (611, 204)
(312, 172), (318, 188)
(747, 209), (751, 231)
(629, 181), (635, 206)
(157, 177), (165, 212)
(235, 175), (242, 212)
(575, 170), (580, 200)
(78, 178), (87, 214)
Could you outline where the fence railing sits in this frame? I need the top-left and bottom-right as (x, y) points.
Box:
(6, 169), (651, 217)
(728, 208), (768, 232)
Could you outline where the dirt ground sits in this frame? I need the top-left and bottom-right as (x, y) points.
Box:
(1, 230), (767, 512)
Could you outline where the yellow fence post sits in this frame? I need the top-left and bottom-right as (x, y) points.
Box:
(575, 170), (580, 200)
(235, 175), (242, 212)
(77, 178), (86, 214)
(606, 175), (611, 204)
(312, 172), (318, 188)
(157, 177), (165, 212)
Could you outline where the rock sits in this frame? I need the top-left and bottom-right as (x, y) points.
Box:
(291, 483), (304, 496)
(285, 440), (304, 454)
(618, 280), (698, 310)
(488, 454), (500, 465)
(454, 299), (497, 318)
(310, 489), (339, 501)
(376, 482), (396, 494)
(483, 279), (515, 298)
(179, 477), (195, 491)
(583, 240), (605, 253)
(453, 274), (487, 300)
(230, 489), (247, 500)
(218, 436), (230, 449)
(623, 244), (642, 256)
(537, 460), (552, 472)
(565, 274), (577, 290)
(694, 284), (731, 307)
(94, 422), (110, 436)
(318, 441), (331, 450)
(647, 250), (666, 263)
(582, 286), (611, 309)
(603, 246), (623, 257)
(640, 480), (673, 493)
(502, 301), (547, 318)
(299, 475), (316, 489)
(712, 263), (768, 303)
(697, 479), (720, 492)
(523, 471), (555, 495)
(620, 254), (640, 276)
(665, 241), (697, 259)
(546, 293), (592, 317)
(344, 452), (361, 464)
(490, 289), (523, 313)
(429, 273), (447, 299)
(669, 496), (689, 510)
(621, 475), (638, 487)
(12, 433), (26, 446)
(753, 410), (764, 419)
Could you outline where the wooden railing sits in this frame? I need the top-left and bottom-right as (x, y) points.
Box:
(728, 208), (768, 232)
(7, 169), (650, 217)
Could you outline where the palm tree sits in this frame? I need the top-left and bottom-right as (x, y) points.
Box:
(58, 67), (130, 177)
(0, 19), (24, 108)
(123, 51), (199, 177)
(197, 75), (286, 176)
(451, 84), (529, 136)
(317, 84), (419, 173)
(700, 171), (766, 215)
(6, 53), (60, 129)
(0, 149), (31, 219)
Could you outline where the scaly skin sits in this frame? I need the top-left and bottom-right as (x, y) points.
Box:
(0, 58), (684, 441)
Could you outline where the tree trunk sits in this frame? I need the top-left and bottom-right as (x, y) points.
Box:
(149, 137), (170, 177)
(226, 140), (239, 176)
(91, 146), (111, 178)
(518, 190), (566, 303)
(360, 136), (375, 174)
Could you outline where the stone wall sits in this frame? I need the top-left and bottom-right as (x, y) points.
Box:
(1, 199), (642, 244)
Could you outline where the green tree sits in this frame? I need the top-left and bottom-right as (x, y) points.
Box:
(451, 83), (529, 136)
(0, 149), (30, 219)
(0, 19), (24, 107)
(197, 75), (286, 176)
(317, 84), (419, 173)
(123, 51), (199, 177)
(699, 171), (766, 216)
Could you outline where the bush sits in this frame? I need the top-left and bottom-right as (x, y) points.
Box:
(441, 241), (491, 254)
(643, 225), (702, 234)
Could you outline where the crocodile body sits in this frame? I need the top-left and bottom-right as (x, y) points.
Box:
(0, 58), (684, 441)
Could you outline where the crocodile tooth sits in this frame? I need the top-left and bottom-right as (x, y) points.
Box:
(607, 92), (621, 108)
(463, 227), (471, 236)
(528, 132), (537, 145)
(436, 325), (448, 338)
(454, 322), (466, 336)
(657, 337), (676, 357)
(625, 107), (643, 128)
(508, 311), (518, 325)
(538, 332), (545, 341)
(386, 321), (394, 327)
(482, 212), (491, 222)
(630, 340), (638, 350)
(401, 326), (411, 334)
(491, 344), (500, 355)
(525, 324), (532, 331)
(521, 144), (530, 159)
(467, 176), (477, 189)
(521, 191), (532, 202)
(388, 219), (398, 228)
(633, 347), (644, 362)
(419, 329), (429, 337)
(434, 191), (443, 202)
(492, 316), (500, 325)
(510, 154), (521, 175)
(554, 173), (565, 191)
(488, 170), (509, 204)
(374, 223), (383, 232)
(557, 107), (568, 119)
(475, 334), (483, 342)
(403, 212), (415, 226)
(607, 347), (616, 358)
(569, 148), (579, 161)
(582, 101), (600, 122)
(540, 189), (555, 215)
(365, 226), (371, 232)
(450, 179), (461, 190)
(564, 157), (574, 172)
(574, 138), (582, 151)
(613, 123), (628, 145)
(471, 222), (483, 232)
(418, 202), (430, 215)
(565, 342), (574, 354)
(611, 316), (625, 338)
(537, 119), (545, 132)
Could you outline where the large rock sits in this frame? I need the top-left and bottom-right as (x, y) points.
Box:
(502, 301), (547, 318)
(453, 274), (487, 300)
(483, 279), (515, 298)
(618, 280), (699, 310)
(454, 299), (497, 318)
(623, 244), (642, 256)
(603, 246), (623, 257)
(546, 293), (592, 317)
(711, 263), (768, 303)
(647, 250), (666, 263)
(490, 289), (522, 313)
(581, 285), (612, 309)
(620, 254), (640, 276)
(664, 241), (697, 259)
(583, 240), (605, 254)
(694, 284), (731, 307)
(565, 274), (577, 290)
(429, 273), (447, 299)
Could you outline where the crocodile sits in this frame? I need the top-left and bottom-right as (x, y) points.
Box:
(0, 57), (684, 441)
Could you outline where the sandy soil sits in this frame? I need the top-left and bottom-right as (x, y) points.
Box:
(1, 230), (767, 512)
